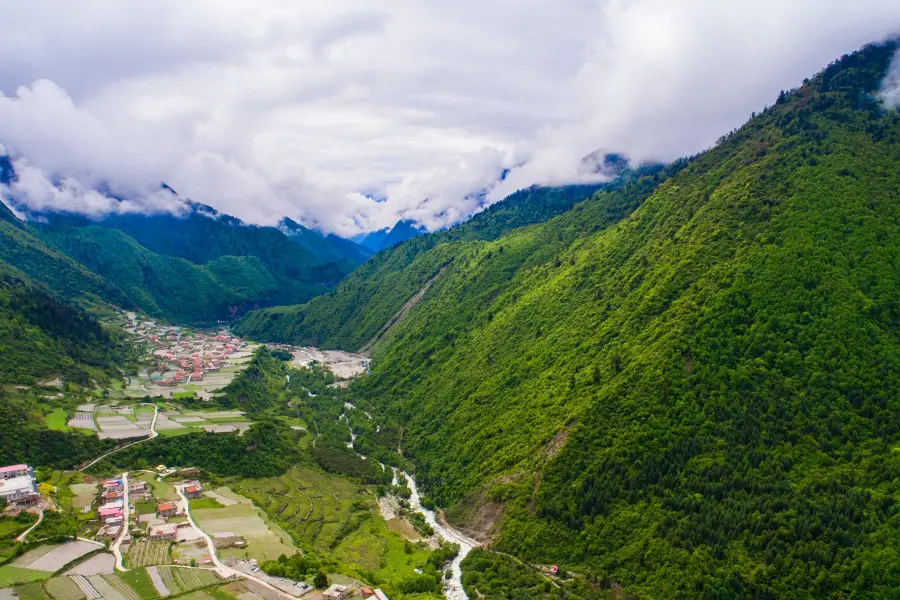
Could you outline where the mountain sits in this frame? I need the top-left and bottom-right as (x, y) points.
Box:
(279, 217), (372, 263)
(378, 219), (425, 250)
(355, 228), (390, 252)
(235, 167), (671, 349)
(0, 175), (364, 322)
(243, 41), (900, 598)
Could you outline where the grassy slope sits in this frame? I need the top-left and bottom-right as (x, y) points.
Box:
(340, 42), (900, 599)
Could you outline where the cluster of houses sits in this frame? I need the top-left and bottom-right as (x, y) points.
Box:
(97, 477), (149, 539)
(0, 464), (40, 509)
(148, 330), (246, 387)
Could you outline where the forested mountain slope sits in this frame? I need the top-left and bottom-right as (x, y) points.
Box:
(235, 167), (674, 348)
(0, 263), (130, 385)
(285, 42), (900, 598)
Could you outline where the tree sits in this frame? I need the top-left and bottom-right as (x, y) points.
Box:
(313, 570), (328, 589)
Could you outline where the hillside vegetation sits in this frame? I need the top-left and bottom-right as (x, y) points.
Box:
(235, 173), (673, 349)
(246, 42), (900, 599)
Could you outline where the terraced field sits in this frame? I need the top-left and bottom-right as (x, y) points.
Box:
(190, 504), (293, 562)
(156, 567), (218, 595)
(231, 467), (433, 580)
(45, 576), (86, 600)
(125, 541), (170, 568)
(86, 575), (140, 600)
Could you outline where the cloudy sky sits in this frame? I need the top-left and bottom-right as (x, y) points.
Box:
(0, 1), (899, 235)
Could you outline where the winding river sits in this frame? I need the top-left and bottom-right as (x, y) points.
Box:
(341, 404), (476, 599)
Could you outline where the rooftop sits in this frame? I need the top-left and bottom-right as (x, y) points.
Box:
(157, 502), (176, 511)
(0, 464), (29, 474)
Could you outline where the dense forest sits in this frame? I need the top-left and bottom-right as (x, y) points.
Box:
(235, 167), (672, 349)
(0, 263), (131, 385)
(243, 41), (900, 599)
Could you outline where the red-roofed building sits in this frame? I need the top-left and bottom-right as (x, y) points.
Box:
(157, 502), (177, 517)
(184, 485), (202, 499)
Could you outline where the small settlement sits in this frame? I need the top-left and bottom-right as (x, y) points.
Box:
(143, 328), (245, 387)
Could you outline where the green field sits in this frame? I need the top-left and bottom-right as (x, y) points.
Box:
(115, 568), (159, 600)
(157, 566), (219, 595)
(13, 582), (52, 600)
(45, 408), (70, 432)
(125, 540), (171, 568)
(136, 473), (179, 501)
(188, 498), (223, 510)
(191, 503), (294, 562)
(0, 565), (53, 586)
(231, 467), (434, 581)
(135, 501), (157, 515)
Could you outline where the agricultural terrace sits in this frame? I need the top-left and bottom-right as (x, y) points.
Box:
(232, 467), (436, 581)
(189, 501), (294, 562)
(125, 540), (171, 568)
(152, 408), (250, 439)
(22, 567), (217, 600)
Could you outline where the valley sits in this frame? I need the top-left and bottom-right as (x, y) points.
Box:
(2, 36), (900, 600)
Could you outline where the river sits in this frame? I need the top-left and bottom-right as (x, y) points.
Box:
(341, 405), (476, 599)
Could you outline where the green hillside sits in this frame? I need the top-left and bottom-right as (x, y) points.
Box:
(256, 42), (900, 598)
(234, 171), (674, 348)
(0, 263), (129, 385)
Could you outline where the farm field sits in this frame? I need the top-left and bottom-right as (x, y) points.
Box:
(231, 467), (434, 580)
(114, 569), (158, 600)
(17, 542), (97, 572)
(0, 566), (53, 587)
(11, 582), (51, 600)
(64, 553), (115, 576)
(135, 473), (179, 501)
(45, 408), (70, 432)
(156, 567), (218, 595)
(190, 503), (294, 562)
(87, 574), (140, 600)
(45, 576), (86, 600)
(125, 540), (171, 568)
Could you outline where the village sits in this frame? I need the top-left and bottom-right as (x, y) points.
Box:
(122, 312), (259, 400)
(0, 461), (392, 600)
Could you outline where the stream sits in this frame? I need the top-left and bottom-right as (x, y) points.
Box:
(340, 405), (475, 599)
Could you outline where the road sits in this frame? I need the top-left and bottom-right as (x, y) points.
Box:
(15, 509), (43, 542)
(111, 472), (130, 571)
(79, 404), (159, 472)
(175, 484), (297, 598)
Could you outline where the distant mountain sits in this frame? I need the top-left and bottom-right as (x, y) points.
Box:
(279, 217), (372, 263)
(378, 219), (425, 250)
(0, 166), (363, 323)
(355, 228), (390, 252)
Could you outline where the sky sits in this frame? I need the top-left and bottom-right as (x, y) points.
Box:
(0, 1), (899, 236)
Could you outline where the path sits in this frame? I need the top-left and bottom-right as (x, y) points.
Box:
(175, 484), (296, 597)
(15, 509), (43, 542)
(111, 472), (130, 571)
(79, 404), (159, 472)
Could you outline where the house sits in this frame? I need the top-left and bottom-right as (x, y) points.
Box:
(184, 485), (202, 499)
(323, 584), (350, 600)
(0, 465), (31, 480)
(103, 479), (123, 490)
(129, 481), (148, 494)
(212, 532), (245, 549)
(104, 490), (122, 501)
(0, 465), (39, 506)
(360, 588), (374, 598)
(373, 590), (389, 600)
(148, 523), (177, 541)
(99, 507), (123, 522)
(102, 525), (121, 539)
(157, 502), (177, 518)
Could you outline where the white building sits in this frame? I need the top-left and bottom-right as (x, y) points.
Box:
(323, 584), (350, 600)
(0, 465), (38, 506)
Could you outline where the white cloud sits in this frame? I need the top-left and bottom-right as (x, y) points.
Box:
(0, 1), (898, 235)
(880, 48), (900, 108)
